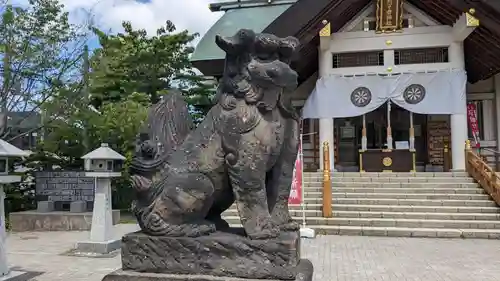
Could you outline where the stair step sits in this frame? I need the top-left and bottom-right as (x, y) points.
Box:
(312, 225), (500, 239)
(325, 187), (486, 194)
(223, 210), (500, 220)
(329, 204), (500, 213)
(303, 172), (470, 178)
(303, 182), (480, 188)
(226, 224), (500, 239)
(225, 204), (500, 213)
(293, 198), (494, 206)
(330, 193), (489, 200)
(322, 177), (476, 183)
(299, 191), (488, 199)
(222, 216), (500, 229)
(329, 198), (494, 207)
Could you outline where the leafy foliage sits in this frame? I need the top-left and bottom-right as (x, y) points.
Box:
(89, 21), (200, 107)
(0, 0), (89, 137)
(41, 89), (149, 167)
(2, 2), (218, 213)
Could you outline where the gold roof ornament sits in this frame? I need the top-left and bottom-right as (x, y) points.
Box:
(319, 21), (331, 37)
(466, 8), (480, 27)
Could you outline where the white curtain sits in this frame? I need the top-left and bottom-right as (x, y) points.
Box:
(302, 70), (467, 118)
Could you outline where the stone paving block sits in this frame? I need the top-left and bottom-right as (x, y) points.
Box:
(37, 201), (54, 213)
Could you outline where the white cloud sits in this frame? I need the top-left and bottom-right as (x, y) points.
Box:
(18, 0), (224, 43)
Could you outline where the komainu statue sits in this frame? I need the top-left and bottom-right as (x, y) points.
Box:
(104, 28), (313, 281)
(130, 29), (301, 240)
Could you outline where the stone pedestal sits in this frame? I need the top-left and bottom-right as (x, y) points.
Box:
(74, 177), (119, 255)
(102, 229), (313, 281)
(36, 201), (54, 212)
(0, 186), (8, 277)
(70, 201), (87, 213)
(103, 260), (313, 281)
(90, 178), (114, 242)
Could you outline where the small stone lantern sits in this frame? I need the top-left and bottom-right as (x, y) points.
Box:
(82, 143), (124, 175)
(76, 143), (125, 256)
(0, 139), (28, 277)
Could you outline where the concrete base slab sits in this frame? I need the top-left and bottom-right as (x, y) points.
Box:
(9, 210), (121, 232)
(68, 239), (121, 258)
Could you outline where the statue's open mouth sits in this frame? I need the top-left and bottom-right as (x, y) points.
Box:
(247, 59), (298, 89)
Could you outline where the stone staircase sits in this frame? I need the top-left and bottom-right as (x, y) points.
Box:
(222, 172), (500, 239)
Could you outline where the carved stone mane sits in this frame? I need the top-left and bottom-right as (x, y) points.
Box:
(216, 30), (300, 121)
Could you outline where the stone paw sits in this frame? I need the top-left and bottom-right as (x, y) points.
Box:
(279, 220), (300, 231)
(247, 222), (280, 240)
(186, 221), (217, 237)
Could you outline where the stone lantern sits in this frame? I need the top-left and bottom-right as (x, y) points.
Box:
(75, 143), (125, 255)
(0, 139), (28, 278)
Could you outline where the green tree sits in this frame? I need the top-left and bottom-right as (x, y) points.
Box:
(0, 0), (89, 137)
(89, 20), (215, 115)
(40, 88), (149, 167)
(177, 73), (217, 122)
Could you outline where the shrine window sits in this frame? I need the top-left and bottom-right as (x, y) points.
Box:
(332, 51), (384, 68)
(394, 47), (449, 64)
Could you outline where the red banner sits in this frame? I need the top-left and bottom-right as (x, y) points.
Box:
(288, 145), (302, 204)
(467, 103), (480, 147)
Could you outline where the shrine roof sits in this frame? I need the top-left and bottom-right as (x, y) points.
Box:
(192, 0), (500, 84)
(190, 3), (292, 75)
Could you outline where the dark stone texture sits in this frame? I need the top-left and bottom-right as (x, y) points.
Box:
(109, 29), (314, 281)
(122, 229), (300, 280)
(103, 259), (313, 281)
(128, 28), (302, 241)
(9, 210), (120, 232)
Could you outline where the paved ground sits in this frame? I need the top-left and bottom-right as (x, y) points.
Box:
(5, 225), (500, 281)
(303, 236), (500, 281)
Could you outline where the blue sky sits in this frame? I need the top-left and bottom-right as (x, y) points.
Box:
(15, 0), (224, 49)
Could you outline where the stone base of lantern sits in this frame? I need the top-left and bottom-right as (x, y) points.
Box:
(69, 239), (121, 257)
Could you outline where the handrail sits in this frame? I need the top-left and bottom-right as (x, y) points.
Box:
(322, 141), (332, 218)
(465, 140), (500, 205)
(477, 147), (500, 171)
(480, 147), (500, 154)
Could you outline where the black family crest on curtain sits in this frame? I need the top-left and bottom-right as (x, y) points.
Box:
(350, 86), (372, 107)
(403, 84), (426, 104)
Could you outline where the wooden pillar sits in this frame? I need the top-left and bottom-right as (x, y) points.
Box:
(443, 144), (450, 172)
(409, 112), (415, 150)
(322, 141), (332, 218)
(387, 101), (393, 149)
(361, 114), (367, 151)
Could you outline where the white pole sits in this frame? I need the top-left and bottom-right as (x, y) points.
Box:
(299, 133), (306, 228)
(0, 185), (8, 276)
(299, 132), (317, 238)
(299, 132), (318, 227)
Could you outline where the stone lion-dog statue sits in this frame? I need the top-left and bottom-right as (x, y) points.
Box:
(130, 29), (301, 240)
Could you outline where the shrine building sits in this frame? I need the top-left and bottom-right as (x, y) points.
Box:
(191, 0), (500, 173)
